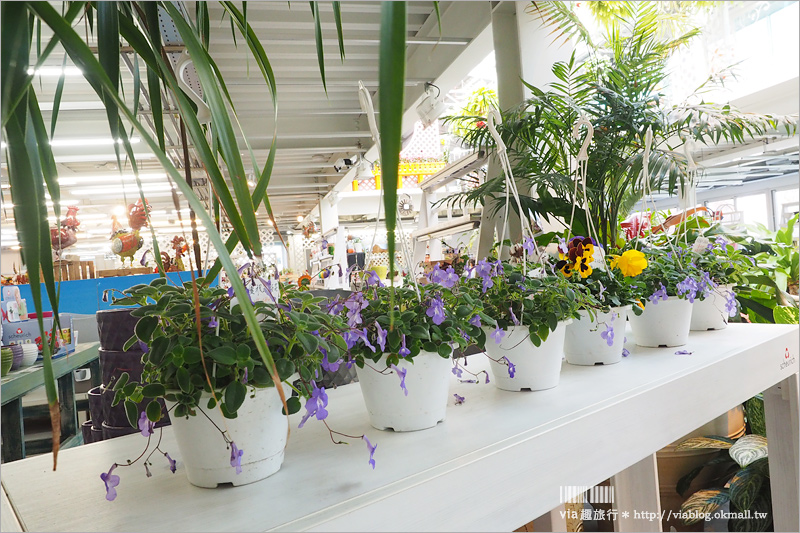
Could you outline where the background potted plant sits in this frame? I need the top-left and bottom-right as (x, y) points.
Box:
(340, 269), (483, 432)
(463, 246), (593, 391)
(628, 244), (707, 347)
(558, 236), (648, 365)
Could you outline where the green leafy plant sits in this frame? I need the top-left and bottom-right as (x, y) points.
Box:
(442, 2), (796, 250)
(676, 396), (773, 531)
(107, 277), (345, 423)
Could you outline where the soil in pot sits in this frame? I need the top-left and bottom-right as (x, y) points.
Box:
(355, 351), (451, 432)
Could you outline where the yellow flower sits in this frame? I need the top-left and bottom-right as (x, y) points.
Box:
(611, 250), (648, 277)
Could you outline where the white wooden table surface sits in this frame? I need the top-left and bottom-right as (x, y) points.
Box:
(1, 324), (797, 533)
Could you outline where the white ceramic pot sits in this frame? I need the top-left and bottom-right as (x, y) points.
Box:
(20, 344), (38, 367)
(355, 350), (451, 432)
(691, 284), (734, 331)
(166, 384), (289, 488)
(564, 306), (630, 366)
(629, 296), (692, 347)
(484, 321), (571, 392)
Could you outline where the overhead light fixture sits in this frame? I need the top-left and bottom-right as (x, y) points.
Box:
(50, 137), (140, 147)
(415, 82), (447, 128)
(71, 183), (174, 195)
(27, 66), (83, 77)
(58, 173), (166, 185)
(112, 206), (127, 216)
(297, 215), (304, 222)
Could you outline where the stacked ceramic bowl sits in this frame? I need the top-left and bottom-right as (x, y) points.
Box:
(9, 344), (24, 370)
(20, 344), (38, 367)
(1, 347), (13, 377)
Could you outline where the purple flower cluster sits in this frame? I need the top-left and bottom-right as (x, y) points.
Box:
(298, 382), (328, 428)
(468, 315), (482, 328)
(491, 325), (505, 344)
(426, 294), (446, 325)
(429, 264), (459, 288)
(475, 259), (502, 293)
(649, 283), (668, 305)
(375, 323), (387, 352)
(345, 293), (368, 328)
(725, 290), (738, 317)
(522, 237), (537, 255)
(676, 276), (701, 303)
(100, 465), (120, 501)
(230, 441), (244, 475)
(365, 270), (384, 287)
(138, 412), (154, 438)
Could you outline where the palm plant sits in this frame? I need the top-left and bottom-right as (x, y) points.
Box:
(443, 1), (797, 250)
(1, 0), (363, 468)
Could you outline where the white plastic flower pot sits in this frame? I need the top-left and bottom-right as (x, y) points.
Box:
(484, 321), (571, 392)
(629, 296), (693, 347)
(165, 384), (289, 488)
(691, 285), (734, 331)
(564, 307), (630, 366)
(355, 350), (451, 432)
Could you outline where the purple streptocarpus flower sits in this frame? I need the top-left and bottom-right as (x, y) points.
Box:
(137, 340), (149, 354)
(452, 364), (463, 378)
(361, 328), (376, 352)
(344, 293), (368, 328)
(390, 364), (408, 396)
(138, 411), (154, 438)
(600, 323), (614, 347)
(363, 436), (377, 470)
(443, 267), (460, 288)
(375, 322), (387, 352)
(326, 297), (344, 316)
(365, 270), (383, 287)
(320, 352), (341, 373)
(468, 314), (482, 328)
(343, 330), (360, 350)
(398, 334), (410, 358)
(622, 348), (630, 357)
(557, 237), (569, 255)
(597, 281), (606, 301)
(230, 441), (244, 474)
(675, 350), (693, 356)
(475, 259), (495, 293)
(165, 452), (176, 473)
(208, 316), (219, 329)
(426, 294), (446, 325)
(227, 286), (235, 298)
(677, 276), (700, 303)
(459, 379), (477, 384)
(491, 325), (505, 344)
(454, 393), (465, 405)
(298, 382), (329, 428)
(243, 367), (248, 384)
(144, 463), (152, 478)
(484, 372), (490, 384)
(725, 290), (738, 317)
(100, 464), (120, 501)
(523, 237), (536, 255)
(649, 283), (668, 305)
(509, 307), (520, 326)
(503, 356), (516, 378)
(714, 235), (729, 248)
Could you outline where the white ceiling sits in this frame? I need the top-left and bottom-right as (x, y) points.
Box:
(0, 1), (493, 254)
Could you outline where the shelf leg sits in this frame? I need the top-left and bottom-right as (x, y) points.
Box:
(764, 372), (799, 532)
(611, 453), (662, 532)
(1, 400), (25, 462)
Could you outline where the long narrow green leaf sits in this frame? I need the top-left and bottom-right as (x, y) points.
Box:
(2, 1), (84, 128)
(30, 0), (286, 412)
(141, 2), (165, 151)
(97, 1), (122, 169)
(1, 2), (33, 123)
(119, 8), (254, 255)
(5, 87), (61, 469)
(433, 1), (442, 37)
(50, 55), (68, 138)
(309, 2), (327, 95)
(379, 1), (406, 301)
(332, 1), (345, 61)
(163, 3), (262, 258)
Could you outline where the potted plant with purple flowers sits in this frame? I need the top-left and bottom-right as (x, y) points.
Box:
(462, 243), (594, 392)
(628, 245), (708, 347)
(102, 275), (363, 495)
(331, 268), (484, 432)
(681, 234), (748, 331)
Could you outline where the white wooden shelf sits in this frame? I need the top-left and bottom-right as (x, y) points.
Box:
(1, 324), (797, 532)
